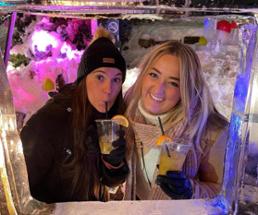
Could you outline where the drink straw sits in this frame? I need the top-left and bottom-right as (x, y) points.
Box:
(157, 117), (165, 135)
(105, 102), (108, 119)
(157, 117), (171, 157)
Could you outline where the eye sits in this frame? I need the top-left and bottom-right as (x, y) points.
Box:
(113, 77), (122, 84)
(148, 71), (159, 79)
(96, 74), (105, 81)
(168, 81), (179, 88)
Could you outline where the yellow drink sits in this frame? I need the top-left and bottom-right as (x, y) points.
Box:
(95, 119), (120, 155)
(99, 136), (113, 154)
(158, 142), (191, 175)
(159, 151), (187, 175)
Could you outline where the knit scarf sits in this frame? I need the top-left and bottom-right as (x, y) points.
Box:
(137, 99), (184, 130)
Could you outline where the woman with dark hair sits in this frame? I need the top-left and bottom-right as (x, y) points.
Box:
(20, 27), (129, 203)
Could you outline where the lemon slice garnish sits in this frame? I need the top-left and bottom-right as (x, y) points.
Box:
(112, 115), (129, 127)
(156, 135), (172, 146)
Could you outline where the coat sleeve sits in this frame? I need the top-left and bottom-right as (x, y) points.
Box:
(190, 128), (228, 199)
(20, 111), (55, 202)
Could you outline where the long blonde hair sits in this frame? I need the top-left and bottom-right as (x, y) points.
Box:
(126, 41), (218, 151)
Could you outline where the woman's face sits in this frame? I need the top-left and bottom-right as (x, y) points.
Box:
(141, 54), (181, 115)
(86, 67), (123, 113)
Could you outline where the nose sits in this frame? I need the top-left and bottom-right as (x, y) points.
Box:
(155, 81), (165, 96)
(103, 79), (112, 95)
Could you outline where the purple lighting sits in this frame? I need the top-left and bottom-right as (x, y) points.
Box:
(31, 30), (59, 53)
(60, 42), (79, 60)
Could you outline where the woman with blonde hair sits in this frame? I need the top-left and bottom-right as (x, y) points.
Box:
(21, 27), (129, 203)
(125, 41), (228, 200)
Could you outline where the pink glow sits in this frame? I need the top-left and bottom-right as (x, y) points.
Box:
(31, 30), (58, 52)
(60, 42), (76, 60)
(91, 19), (98, 36)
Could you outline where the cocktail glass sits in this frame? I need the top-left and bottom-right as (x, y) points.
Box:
(95, 119), (120, 155)
(159, 139), (192, 175)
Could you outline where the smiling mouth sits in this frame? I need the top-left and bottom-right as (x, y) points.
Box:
(150, 93), (164, 102)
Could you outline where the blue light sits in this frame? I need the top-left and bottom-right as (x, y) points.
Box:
(234, 74), (249, 112)
(221, 110), (244, 207)
(208, 195), (230, 214)
(220, 24), (257, 213)
(233, 24), (256, 113)
(0, 2), (13, 6)
(203, 18), (210, 28)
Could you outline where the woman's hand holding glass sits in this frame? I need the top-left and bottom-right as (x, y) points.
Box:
(156, 171), (192, 199)
(96, 119), (126, 168)
(156, 139), (192, 199)
(102, 127), (126, 167)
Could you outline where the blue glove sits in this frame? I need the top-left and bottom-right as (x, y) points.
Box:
(156, 171), (192, 199)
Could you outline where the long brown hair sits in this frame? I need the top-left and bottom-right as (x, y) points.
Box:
(65, 25), (127, 200)
(66, 78), (125, 200)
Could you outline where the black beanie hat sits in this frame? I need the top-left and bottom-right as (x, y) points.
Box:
(76, 37), (126, 84)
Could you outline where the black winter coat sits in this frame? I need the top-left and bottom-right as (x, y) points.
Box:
(20, 85), (129, 203)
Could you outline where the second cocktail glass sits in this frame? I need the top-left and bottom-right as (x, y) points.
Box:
(158, 139), (192, 175)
